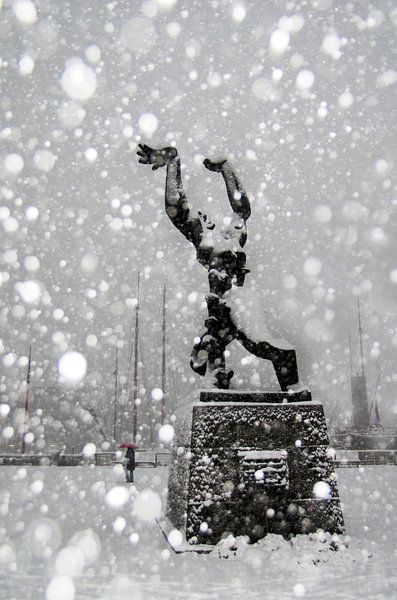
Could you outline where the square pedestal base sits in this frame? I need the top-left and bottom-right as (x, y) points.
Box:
(167, 390), (344, 546)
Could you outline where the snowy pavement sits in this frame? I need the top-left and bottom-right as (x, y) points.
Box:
(0, 464), (396, 599)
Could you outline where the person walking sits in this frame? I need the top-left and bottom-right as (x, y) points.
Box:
(125, 446), (135, 483)
(120, 443), (138, 482)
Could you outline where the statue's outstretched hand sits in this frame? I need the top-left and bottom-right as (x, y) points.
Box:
(137, 144), (177, 170)
(203, 158), (227, 172)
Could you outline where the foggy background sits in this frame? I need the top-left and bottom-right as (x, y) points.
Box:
(0, 0), (396, 449)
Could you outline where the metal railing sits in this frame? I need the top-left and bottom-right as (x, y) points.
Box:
(335, 450), (397, 467)
(0, 450), (170, 467)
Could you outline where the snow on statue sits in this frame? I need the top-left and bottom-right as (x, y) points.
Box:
(137, 145), (304, 391)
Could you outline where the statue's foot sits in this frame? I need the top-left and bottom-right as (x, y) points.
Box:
(200, 368), (234, 390)
(286, 382), (310, 394)
(214, 368), (234, 389)
(215, 369), (234, 389)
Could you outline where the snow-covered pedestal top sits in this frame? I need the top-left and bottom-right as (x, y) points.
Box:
(198, 389), (312, 404)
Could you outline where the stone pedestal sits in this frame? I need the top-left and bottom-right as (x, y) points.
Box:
(167, 390), (344, 547)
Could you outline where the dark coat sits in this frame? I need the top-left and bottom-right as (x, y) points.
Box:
(126, 448), (135, 470)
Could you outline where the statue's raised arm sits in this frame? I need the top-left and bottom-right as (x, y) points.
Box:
(203, 158), (251, 221)
(137, 144), (202, 247)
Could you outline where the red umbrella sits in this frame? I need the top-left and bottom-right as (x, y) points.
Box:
(119, 443), (138, 449)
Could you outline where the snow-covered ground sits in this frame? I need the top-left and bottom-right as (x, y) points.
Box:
(0, 464), (396, 599)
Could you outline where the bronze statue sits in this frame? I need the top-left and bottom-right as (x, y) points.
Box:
(138, 145), (302, 391)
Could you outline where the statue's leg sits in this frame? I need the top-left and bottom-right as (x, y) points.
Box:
(190, 323), (234, 389)
(190, 330), (212, 376)
(266, 345), (299, 391)
(237, 333), (299, 391)
(190, 299), (236, 389)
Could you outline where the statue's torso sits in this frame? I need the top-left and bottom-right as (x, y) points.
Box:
(194, 213), (249, 295)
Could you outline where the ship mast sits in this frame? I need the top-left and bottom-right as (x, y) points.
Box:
(132, 271), (140, 442)
(350, 297), (370, 430)
(161, 284), (166, 425)
(21, 345), (32, 454)
(113, 347), (118, 442)
(357, 296), (365, 378)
